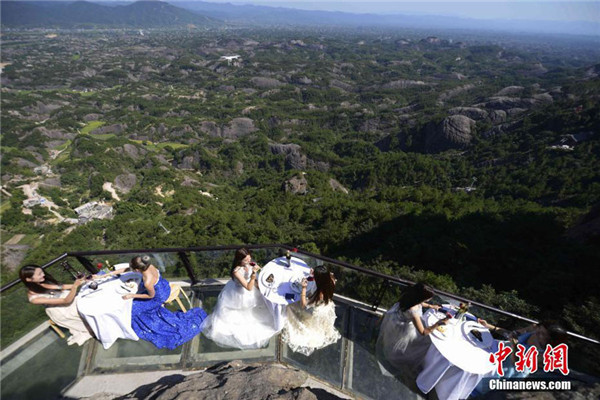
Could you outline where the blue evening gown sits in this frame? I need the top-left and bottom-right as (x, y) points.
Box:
(131, 272), (207, 349)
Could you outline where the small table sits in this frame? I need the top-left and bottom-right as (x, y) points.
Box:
(77, 270), (142, 349)
(258, 256), (315, 331)
(416, 308), (495, 400)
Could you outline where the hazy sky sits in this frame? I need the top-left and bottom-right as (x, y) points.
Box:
(204, 1), (600, 22)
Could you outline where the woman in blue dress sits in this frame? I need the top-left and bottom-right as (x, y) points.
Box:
(113, 256), (207, 349)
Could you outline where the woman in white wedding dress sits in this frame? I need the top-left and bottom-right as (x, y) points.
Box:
(376, 282), (448, 376)
(20, 265), (93, 346)
(282, 266), (341, 356)
(201, 248), (277, 349)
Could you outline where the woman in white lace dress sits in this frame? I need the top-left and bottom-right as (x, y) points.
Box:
(376, 282), (448, 376)
(20, 265), (93, 346)
(282, 266), (341, 356)
(201, 248), (277, 349)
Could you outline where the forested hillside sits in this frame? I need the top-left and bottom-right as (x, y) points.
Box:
(1, 29), (599, 354)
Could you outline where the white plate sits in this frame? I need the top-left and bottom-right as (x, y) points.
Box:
(260, 272), (277, 289)
(461, 321), (493, 349)
(431, 323), (454, 340)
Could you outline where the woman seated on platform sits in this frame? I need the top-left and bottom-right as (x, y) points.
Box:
(102, 255), (207, 350)
(201, 248), (277, 349)
(281, 265), (341, 356)
(20, 264), (93, 346)
(376, 282), (448, 377)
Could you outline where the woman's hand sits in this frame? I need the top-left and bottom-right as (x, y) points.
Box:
(437, 317), (450, 326)
(430, 304), (441, 311)
(122, 294), (134, 300)
(251, 264), (260, 273)
(301, 278), (308, 288)
(478, 318), (490, 328)
(73, 278), (85, 287)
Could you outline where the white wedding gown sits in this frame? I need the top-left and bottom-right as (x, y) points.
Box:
(376, 302), (431, 375)
(201, 265), (277, 349)
(29, 291), (93, 346)
(282, 300), (341, 356)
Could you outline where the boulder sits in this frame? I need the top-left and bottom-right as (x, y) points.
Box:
(448, 107), (488, 121)
(91, 124), (126, 135)
(114, 173), (137, 194)
(250, 77), (284, 89)
(381, 80), (427, 90)
(114, 360), (345, 400)
(270, 143), (307, 170)
(83, 113), (102, 122)
(199, 121), (221, 137)
(222, 118), (257, 139)
(283, 175), (309, 195)
(488, 110), (507, 124)
(121, 144), (146, 160)
(495, 86), (524, 97)
(425, 115), (475, 153)
(329, 179), (349, 194)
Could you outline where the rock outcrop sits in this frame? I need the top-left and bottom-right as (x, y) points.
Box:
(283, 175), (309, 195)
(425, 115), (475, 153)
(222, 118), (257, 139)
(269, 143), (307, 170)
(114, 173), (137, 194)
(110, 361), (346, 400)
(448, 107), (488, 121)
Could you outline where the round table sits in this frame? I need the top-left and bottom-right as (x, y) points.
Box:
(77, 270), (142, 349)
(416, 308), (495, 400)
(258, 256), (315, 331)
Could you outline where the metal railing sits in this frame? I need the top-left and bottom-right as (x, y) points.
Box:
(2, 243), (598, 347)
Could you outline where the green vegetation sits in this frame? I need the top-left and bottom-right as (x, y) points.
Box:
(1, 28), (599, 372)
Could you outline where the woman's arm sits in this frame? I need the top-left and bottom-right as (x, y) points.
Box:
(300, 278), (308, 308)
(233, 268), (256, 291)
(123, 272), (156, 300)
(29, 279), (85, 306)
(412, 308), (449, 336)
(95, 267), (129, 280)
(422, 302), (441, 310)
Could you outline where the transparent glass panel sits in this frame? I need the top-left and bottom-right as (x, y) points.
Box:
(0, 285), (48, 348)
(346, 306), (422, 400)
(1, 329), (84, 400)
(188, 285), (277, 366)
(281, 301), (348, 387)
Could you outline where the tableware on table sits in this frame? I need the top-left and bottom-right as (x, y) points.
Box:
(461, 320), (493, 349)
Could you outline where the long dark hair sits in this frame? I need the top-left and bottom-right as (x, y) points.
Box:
(309, 266), (335, 305)
(19, 264), (61, 294)
(398, 282), (435, 312)
(130, 255), (152, 272)
(231, 248), (252, 278)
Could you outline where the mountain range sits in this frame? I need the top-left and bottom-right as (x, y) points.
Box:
(2, 0), (599, 35)
(1, 1), (217, 28)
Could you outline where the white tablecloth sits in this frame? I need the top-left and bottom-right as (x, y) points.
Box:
(77, 271), (142, 349)
(258, 256), (315, 331)
(416, 309), (495, 400)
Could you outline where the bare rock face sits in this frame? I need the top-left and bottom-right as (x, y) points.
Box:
(121, 144), (146, 160)
(381, 79), (427, 90)
(199, 121), (221, 137)
(250, 77), (284, 89)
(448, 107), (488, 121)
(83, 113), (102, 122)
(222, 118), (257, 139)
(425, 115), (475, 153)
(270, 143), (307, 170)
(488, 110), (507, 124)
(495, 86), (524, 97)
(283, 175), (309, 195)
(114, 361), (345, 400)
(329, 178), (349, 194)
(114, 173), (137, 194)
(35, 127), (75, 140)
(477, 97), (536, 110)
(91, 124), (127, 135)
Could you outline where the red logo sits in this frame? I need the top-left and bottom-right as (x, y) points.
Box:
(543, 344), (569, 375)
(489, 341), (512, 376)
(514, 344), (539, 373)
